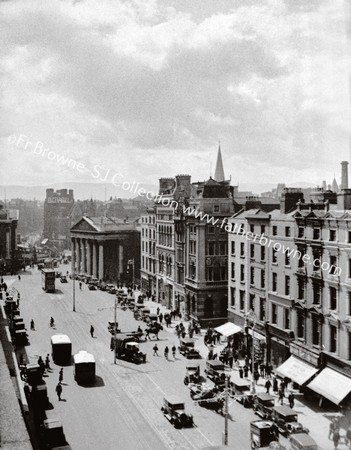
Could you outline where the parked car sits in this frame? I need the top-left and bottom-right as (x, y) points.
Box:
(178, 338), (201, 359)
(98, 282), (107, 291)
(107, 322), (121, 334)
(88, 282), (97, 290)
(250, 420), (279, 450)
(230, 379), (254, 408)
(106, 284), (117, 294)
(161, 396), (194, 428)
(271, 406), (309, 437)
(253, 393), (275, 419)
(289, 432), (318, 450)
(204, 360), (226, 387)
(190, 384), (223, 414)
(184, 364), (201, 385)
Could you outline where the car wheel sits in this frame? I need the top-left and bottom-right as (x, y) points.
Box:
(174, 420), (181, 429)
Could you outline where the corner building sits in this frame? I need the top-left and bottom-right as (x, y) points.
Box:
(228, 185), (351, 407)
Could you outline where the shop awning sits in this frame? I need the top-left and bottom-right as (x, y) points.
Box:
(215, 322), (242, 337)
(248, 328), (266, 342)
(306, 367), (351, 405)
(276, 356), (318, 386)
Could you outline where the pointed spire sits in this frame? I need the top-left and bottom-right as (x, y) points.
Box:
(214, 142), (225, 182)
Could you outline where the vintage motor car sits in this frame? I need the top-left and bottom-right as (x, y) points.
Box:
(178, 338), (201, 359)
(146, 313), (159, 324)
(190, 384), (224, 414)
(250, 420), (279, 449)
(141, 308), (151, 321)
(289, 432), (318, 450)
(60, 276), (68, 283)
(204, 360), (226, 387)
(271, 406), (309, 437)
(253, 393), (275, 420)
(88, 281), (97, 290)
(184, 364), (201, 385)
(111, 333), (146, 364)
(161, 396), (194, 428)
(97, 282), (107, 291)
(107, 322), (121, 334)
(231, 379), (254, 408)
(105, 284), (117, 294)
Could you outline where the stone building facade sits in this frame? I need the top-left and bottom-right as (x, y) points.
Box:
(70, 216), (140, 285)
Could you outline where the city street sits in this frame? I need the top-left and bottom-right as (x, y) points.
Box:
(9, 267), (257, 450)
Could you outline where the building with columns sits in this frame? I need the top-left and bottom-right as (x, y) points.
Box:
(70, 216), (140, 284)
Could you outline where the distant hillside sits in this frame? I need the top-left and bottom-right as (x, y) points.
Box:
(0, 181), (159, 201)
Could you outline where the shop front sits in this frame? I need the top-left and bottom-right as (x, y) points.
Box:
(268, 324), (295, 368)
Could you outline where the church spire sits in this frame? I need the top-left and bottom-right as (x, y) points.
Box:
(214, 143), (225, 182)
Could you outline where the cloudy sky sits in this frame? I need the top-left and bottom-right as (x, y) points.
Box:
(1, 0), (350, 195)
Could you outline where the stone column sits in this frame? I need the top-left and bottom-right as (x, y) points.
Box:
(76, 238), (81, 274)
(81, 239), (86, 274)
(86, 240), (92, 276)
(71, 238), (76, 273)
(98, 243), (104, 280)
(92, 242), (97, 278)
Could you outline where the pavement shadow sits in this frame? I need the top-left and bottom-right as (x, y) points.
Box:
(52, 289), (64, 295)
(76, 375), (105, 388)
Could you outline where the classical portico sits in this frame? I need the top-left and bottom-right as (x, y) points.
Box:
(70, 216), (140, 284)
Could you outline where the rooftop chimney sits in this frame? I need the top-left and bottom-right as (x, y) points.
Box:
(280, 188), (304, 214)
(341, 161), (349, 190)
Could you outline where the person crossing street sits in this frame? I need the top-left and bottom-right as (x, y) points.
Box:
(153, 344), (159, 356)
(164, 346), (169, 359)
(56, 383), (62, 401)
(171, 345), (176, 359)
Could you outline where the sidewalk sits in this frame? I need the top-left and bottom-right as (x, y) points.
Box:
(0, 294), (32, 450)
(139, 295), (345, 450)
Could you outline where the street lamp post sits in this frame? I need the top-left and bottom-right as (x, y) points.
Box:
(247, 309), (256, 395)
(114, 296), (117, 364)
(223, 375), (230, 446)
(128, 259), (135, 298)
(73, 271), (76, 312)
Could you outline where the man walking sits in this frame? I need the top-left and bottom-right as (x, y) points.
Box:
(288, 392), (295, 409)
(265, 379), (272, 394)
(90, 325), (94, 338)
(172, 345), (176, 359)
(164, 346), (169, 359)
(56, 383), (62, 401)
(59, 368), (63, 383)
(153, 344), (159, 356)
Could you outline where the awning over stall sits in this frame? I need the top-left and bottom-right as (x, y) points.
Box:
(248, 328), (266, 342)
(276, 356), (318, 386)
(215, 322), (242, 337)
(306, 367), (351, 405)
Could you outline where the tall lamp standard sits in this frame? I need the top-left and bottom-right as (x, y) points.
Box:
(128, 259), (135, 297)
(73, 270), (76, 312)
(114, 295), (117, 364)
(246, 309), (257, 394)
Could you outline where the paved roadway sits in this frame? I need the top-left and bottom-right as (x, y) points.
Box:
(10, 267), (258, 450)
